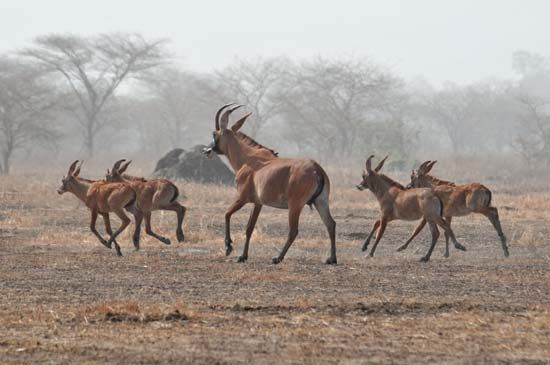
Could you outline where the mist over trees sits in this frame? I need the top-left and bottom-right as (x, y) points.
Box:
(20, 33), (167, 156)
(0, 58), (59, 175)
(1, 32), (549, 177)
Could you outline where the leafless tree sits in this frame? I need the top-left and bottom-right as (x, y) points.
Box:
(139, 66), (215, 149)
(514, 94), (550, 166)
(0, 58), (59, 175)
(277, 57), (406, 159)
(20, 33), (167, 156)
(422, 83), (484, 153)
(214, 57), (287, 138)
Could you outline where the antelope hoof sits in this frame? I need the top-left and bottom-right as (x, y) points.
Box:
(396, 245), (407, 252)
(361, 241), (369, 252)
(225, 239), (233, 256)
(160, 237), (171, 245)
(114, 245), (123, 257)
(419, 256), (430, 263)
(444, 251), (450, 258)
(325, 257), (337, 265)
(105, 239), (113, 249)
(454, 243), (467, 251)
(272, 257), (282, 265)
(237, 255), (247, 263)
(503, 248), (510, 257)
(176, 230), (185, 242)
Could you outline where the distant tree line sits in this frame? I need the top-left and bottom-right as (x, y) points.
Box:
(1, 32), (549, 175)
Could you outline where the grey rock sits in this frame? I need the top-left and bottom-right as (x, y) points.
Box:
(152, 145), (234, 185)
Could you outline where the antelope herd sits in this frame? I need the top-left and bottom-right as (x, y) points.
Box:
(57, 103), (508, 264)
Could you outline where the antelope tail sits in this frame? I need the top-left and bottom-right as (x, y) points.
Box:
(485, 189), (492, 208)
(170, 183), (180, 203)
(307, 168), (325, 209)
(125, 190), (137, 210)
(436, 195), (444, 217)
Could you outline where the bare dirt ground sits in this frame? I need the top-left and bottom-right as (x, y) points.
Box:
(1, 175), (550, 364)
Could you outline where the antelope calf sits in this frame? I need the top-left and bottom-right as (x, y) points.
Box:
(401, 160), (509, 257)
(57, 160), (137, 256)
(203, 103), (337, 265)
(105, 160), (186, 250)
(356, 156), (464, 262)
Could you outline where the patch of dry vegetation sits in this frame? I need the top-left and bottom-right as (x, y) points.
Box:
(1, 171), (550, 364)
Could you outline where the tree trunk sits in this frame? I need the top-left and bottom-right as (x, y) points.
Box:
(84, 117), (95, 157)
(1, 152), (10, 176)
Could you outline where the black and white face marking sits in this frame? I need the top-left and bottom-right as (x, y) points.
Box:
(202, 132), (221, 157)
(356, 173), (369, 191)
(57, 176), (70, 194)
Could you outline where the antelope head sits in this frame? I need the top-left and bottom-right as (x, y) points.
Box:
(105, 159), (132, 182)
(356, 155), (388, 191)
(408, 160), (436, 188)
(202, 103), (252, 158)
(57, 160), (83, 195)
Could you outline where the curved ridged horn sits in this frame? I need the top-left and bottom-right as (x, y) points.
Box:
(67, 160), (79, 176)
(111, 159), (126, 173)
(215, 103), (235, 131)
(74, 160), (84, 177)
(425, 160), (438, 173)
(418, 160), (432, 174)
(220, 104), (244, 130)
(118, 160), (132, 174)
(365, 155), (375, 174)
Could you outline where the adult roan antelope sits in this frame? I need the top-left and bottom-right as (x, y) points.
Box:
(57, 160), (138, 256)
(105, 160), (186, 250)
(356, 155), (465, 262)
(399, 160), (509, 257)
(202, 103), (337, 265)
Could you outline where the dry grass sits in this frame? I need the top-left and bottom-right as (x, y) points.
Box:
(1, 172), (550, 364)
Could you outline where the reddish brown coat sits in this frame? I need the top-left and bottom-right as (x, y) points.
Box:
(203, 104), (336, 264)
(105, 160), (186, 250)
(357, 156), (464, 262)
(405, 161), (509, 257)
(57, 160), (136, 256)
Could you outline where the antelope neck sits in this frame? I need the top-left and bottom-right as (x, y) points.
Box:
(224, 136), (275, 172)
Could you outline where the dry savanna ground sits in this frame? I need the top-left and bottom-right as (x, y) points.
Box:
(1, 173), (550, 364)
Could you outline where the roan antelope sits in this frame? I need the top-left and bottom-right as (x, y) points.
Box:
(57, 160), (137, 256)
(356, 155), (465, 262)
(105, 159), (186, 250)
(399, 160), (509, 257)
(202, 103), (337, 265)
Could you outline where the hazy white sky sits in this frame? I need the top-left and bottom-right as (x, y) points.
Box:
(0, 0), (547, 85)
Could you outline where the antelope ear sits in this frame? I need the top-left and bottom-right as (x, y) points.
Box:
(425, 160), (437, 173)
(118, 160), (132, 174)
(374, 155), (388, 172)
(231, 112), (252, 132)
